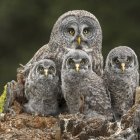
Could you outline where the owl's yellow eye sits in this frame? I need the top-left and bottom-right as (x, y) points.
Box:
(80, 61), (85, 65)
(68, 28), (75, 36)
(115, 59), (119, 63)
(126, 57), (131, 63)
(113, 57), (119, 64)
(83, 28), (89, 34)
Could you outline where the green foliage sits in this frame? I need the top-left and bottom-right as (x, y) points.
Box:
(0, 85), (7, 113)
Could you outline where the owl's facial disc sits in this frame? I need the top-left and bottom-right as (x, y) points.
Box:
(38, 65), (56, 77)
(61, 16), (97, 50)
(67, 57), (89, 72)
(111, 56), (133, 73)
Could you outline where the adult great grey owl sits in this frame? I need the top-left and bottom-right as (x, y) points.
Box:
(61, 49), (113, 120)
(23, 10), (103, 77)
(104, 46), (139, 120)
(24, 59), (59, 116)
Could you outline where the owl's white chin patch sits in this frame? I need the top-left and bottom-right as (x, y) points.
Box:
(42, 74), (53, 80)
(47, 75), (54, 79)
(82, 48), (93, 53)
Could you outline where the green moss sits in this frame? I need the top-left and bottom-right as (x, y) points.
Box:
(0, 85), (7, 113)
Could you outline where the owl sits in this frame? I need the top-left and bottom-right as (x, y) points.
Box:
(104, 46), (139, 120)
(61, 49), (113, 120)
(24, 59), (59, 116)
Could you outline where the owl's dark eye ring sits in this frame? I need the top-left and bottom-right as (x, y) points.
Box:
(68, 28), (75, 36)
(126, 59), (129, 63)
(126, 57), (131, 63)
(38, 66), (44, 74)
(113, 57), (119, 64)
(115, 59), (119, 63)
(68, 58), (74, 65)
(80, 58), (88, 65)
(49, 66), (55, 72)
(83, 28), (90, 34)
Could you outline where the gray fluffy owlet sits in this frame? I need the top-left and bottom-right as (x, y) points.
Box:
(24, 59), (59, 116)
(61, 49), (113, 120)
(104, 46), (139, 120)
(24, 10), (103, 77)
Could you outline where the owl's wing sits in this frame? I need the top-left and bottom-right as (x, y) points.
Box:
(25, 79), (36, 100)
(136, 71), (139, 87)
(90, 49), (103, 77)
(83, 75), (113, 120)
(23, 62), (37, 78)
(26, 43), (63, 69)
(102, 71), (112, 100)
(131, 70), (140, 104)
(26, 44), (49, 66)
(17, 44), (49, 80)
(22, 43), (59, 78)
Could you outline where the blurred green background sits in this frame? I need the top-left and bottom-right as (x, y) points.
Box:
(0, 0), (140, 91)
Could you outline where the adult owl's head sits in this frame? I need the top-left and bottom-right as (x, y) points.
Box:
(49, 10), (102, 52)
(105, 46), (139, 74)
(62, 49), (92, 74)
(29, 59), (56, 80)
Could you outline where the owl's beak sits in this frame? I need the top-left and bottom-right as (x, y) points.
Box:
(121, 63), (125, 72)
(44, 69), (48, 76)
(75, 64), (80, 72)
(77, 36), (81, 45)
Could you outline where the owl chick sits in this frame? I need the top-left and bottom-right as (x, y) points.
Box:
(61, 49), (113, 120)
(24, 59), (59, 116)
(104, 46), (139, 120)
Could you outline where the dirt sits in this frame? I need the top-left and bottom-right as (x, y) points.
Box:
(0, 100), (139, 140)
